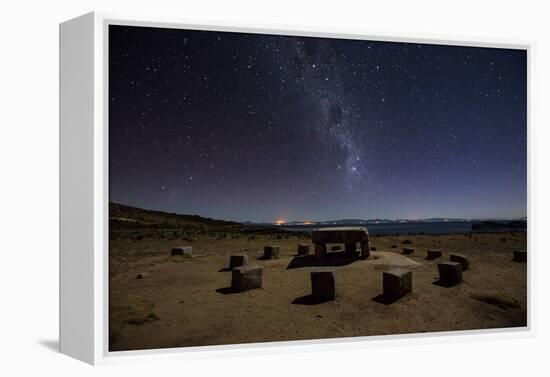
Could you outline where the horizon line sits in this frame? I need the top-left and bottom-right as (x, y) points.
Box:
(109, 201), (527, 225)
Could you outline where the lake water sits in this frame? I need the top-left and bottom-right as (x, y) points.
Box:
(282, 221), (521, 235)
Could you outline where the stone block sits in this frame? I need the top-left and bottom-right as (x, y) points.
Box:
(229, 254), (248, 270)
(314, 243), (327, 260)
(426, 249), (442, 260)
(383, 268), (412, 301)
(331, 245), (342, 251)
(361, 241), (371, 258)
(311, 270), (336, 301)
(231, 265), (263, 292)
(450, 253), (469, 271)
(263, 245), (280, 259)
(171, 246), (192, 256)
(513, 249), (527, 262)
(437, 262), (463, 286)
(311, 227), (369, 244)
(345, 242), (357, 253)
(297, 244), (310, 256)
(402, 247), (415, 255)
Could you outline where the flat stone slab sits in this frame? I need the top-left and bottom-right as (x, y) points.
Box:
(438, 262), (463, 286)
(513, 249), (527, 262)
(297, 244), (310, 256)
(312, 227), (369, 244)
(426, 249), (442, 260)
(450, 253), (469, 271)
(171, 246), (192, 256)
(231, 265), (263, 292)
(229, 254), (248, 270)
(262, 245), (280, 259)
(402, 247), (415, 255)
(383, 268), (412, 301)
(311, 270), (336, 301)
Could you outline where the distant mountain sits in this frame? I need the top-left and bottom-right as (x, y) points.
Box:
(109, 203), (297, 237)
(110, 203), (527, 230)
(270, 218), (473, 226)
(267, 217), (526, 227)
(394, 218), (472, 223)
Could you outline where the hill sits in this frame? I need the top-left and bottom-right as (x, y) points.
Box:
(109, 202), (245, 233)
(108, 202), (304, 257)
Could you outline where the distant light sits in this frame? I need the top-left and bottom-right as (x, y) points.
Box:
(275, 219), (285, 225)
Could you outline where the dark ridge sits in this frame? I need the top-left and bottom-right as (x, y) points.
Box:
(109, 202), (244, 231)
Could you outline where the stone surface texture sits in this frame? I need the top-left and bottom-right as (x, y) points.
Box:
(231, 265), (263, 292)
(383, 268), (412, 301)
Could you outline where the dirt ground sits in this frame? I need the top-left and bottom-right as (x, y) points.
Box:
(109, 232), (527, 351)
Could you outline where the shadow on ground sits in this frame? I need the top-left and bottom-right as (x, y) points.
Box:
(372, 294), (400, 305)
(292, 295), (334, 305)
(286, 251), (363, 270)
(215, 287), (238, 295)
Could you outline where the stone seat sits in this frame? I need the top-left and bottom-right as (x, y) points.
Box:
(383, 268), (412, 301)
(402, 247), (415, 255)
(229, 254), (248, 270)
(426, 249), (442, 260)
(311, 227), (370, 259)
(262, 245), (280, 259)
(513, 249), (527, 262)
(437, 262), (463, 286)
(231, 265), (263, 292)
(311, 269), (336, 301)
(311, 227), (369, 244)
(450, 253), (469, 271)
(171, 246), (192, 256)
(297, 244), (310, 256)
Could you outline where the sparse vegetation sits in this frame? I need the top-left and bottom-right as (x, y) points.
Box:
(109, 203), (527, 351)
(126, 312), (160, 325)
(109, 202), (304, 257)
(109, 298), (160, 346)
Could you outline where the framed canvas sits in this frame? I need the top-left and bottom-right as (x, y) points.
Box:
(59, 12), (532, 365)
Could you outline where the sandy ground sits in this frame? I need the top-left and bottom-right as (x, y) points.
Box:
(109, 232), (527, 351)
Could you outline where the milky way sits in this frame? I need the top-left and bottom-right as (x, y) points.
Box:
(109, 25), (527, 222)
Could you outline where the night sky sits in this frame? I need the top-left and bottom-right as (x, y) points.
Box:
(109, 25), (527, 223)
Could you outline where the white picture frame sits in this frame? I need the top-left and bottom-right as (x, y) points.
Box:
(59, 11), (533, 365)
